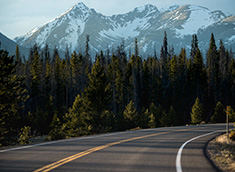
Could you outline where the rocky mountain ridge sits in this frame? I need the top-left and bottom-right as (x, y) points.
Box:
(14, 2), (235, 57)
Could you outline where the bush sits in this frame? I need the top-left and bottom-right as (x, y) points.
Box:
(229, 130), (235, 141)
(49, 114), (65, 140)
(229, 122), (235, 141)
(18, 126), (31, 145)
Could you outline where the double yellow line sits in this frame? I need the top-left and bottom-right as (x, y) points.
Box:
(34, 129), (189, 172)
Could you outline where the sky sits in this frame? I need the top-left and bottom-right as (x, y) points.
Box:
(0, 0), (234, 40)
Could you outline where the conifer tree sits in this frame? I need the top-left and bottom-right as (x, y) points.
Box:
(207, 33), (219, 106)
(139, 109), (149, 129)
(123, 100), (138, 129)
(190, 34), (198, 62)
(177, 48), (188, 124)
(163, 31), (168, 60)
(168, 106), (177, 126)
(191, 98), (203, 124)
(192, 48), (206, 100)
(62, 94), (91, 137)
(44, 44), (50, 62)
(219, 40), (228, 79)
(141, 60), (150, 109)
(30, 47), (42, 112)
(15, 45), (22, 75)
(160, 106), (176, 127)
(228, 58), (235, 107)
(170, 55), (178, 82)
(228, 106), (235, 122)
(115, 59), (125, 115)
(84, 55), (112, 132)
(149, 103), (162, 126)
(135, 37), (139, 58)
(148, 113), (156, 128)
(70, 51), (81, 100)
(211, 102), (225, 123)
(0, 50), (28, 145)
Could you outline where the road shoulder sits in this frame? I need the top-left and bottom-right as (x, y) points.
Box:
(206, 134), (235, 172)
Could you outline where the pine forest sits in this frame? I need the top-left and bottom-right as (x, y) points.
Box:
(1, 32), (235, 146)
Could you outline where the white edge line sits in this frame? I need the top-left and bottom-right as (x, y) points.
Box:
(176, 130), (224, 172)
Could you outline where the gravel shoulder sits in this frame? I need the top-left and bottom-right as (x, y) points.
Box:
(206, 134), (235, 172)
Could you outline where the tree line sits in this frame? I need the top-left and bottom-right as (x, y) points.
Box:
(0, 33), (235, 145)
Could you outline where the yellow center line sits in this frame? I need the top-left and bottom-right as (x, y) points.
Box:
(34, 128), (190, 172)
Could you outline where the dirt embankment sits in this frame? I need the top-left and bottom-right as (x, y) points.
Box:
(207, 134), (235, 172)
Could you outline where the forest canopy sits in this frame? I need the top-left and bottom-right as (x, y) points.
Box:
(0, 33), (235, 146)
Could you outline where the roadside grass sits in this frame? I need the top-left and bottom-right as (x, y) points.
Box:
(207, 134), (235, 172)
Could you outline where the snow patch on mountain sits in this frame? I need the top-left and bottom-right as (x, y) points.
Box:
(229, 35), (235, 41)
(14, 2), (235, 56)
(99, 17), (152, 39)
(176, 5), (219, 37)
(160, 5), (180, 12)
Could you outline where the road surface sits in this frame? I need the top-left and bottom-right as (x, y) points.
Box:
(0, 124), (228, 172)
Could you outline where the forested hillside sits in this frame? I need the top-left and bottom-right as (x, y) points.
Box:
(1, 33), (235, 146)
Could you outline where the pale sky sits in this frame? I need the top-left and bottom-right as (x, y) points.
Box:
(0, 0), (234, 39)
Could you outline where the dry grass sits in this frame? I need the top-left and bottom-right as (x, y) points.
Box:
(207, 134), (235, 172)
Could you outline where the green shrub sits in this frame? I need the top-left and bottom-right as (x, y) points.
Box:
(229, 130), (235, 141)
(18, 126), (31, 145)
(229, 122), (235, 141)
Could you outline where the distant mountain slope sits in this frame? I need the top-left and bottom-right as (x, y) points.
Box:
(0, 32), (29, 57)
(14, 2), (235, 57)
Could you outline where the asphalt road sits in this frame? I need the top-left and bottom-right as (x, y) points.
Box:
(0, 124), (229, 172)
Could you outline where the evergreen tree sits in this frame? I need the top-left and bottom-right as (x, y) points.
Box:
(149, 103), (160, 127)
(207, 33), (219, 107)
(228, 58), (235, 108)
(141, 60), (150, 109)
(228, 106), (235, 122)
(168, 106), (177, 126)
(211, 102), (225, 123)
(160, 106), (176, 127)
(0, 50), (28, 145)
(177, 48), (188, 125)
(163, 31), (168, 60)
(123, 100), (138, 129)
(139, 108), (149, 129)
(49, 113), (64, 140)
(15, 45), (22, 75)
(219, 40), (228, 79)
(190, 34), (198, 62)
(192, 49), (207, 100)
(70, 51), (81, 100)
(44, 44), (50, 62)
(135, 37), (139, 58)
(115, 58), (125, 115)
(84, 55), (112, 132)
(148, 113), (156, 128)
(170, 55), (178, 82)
(191, 98), (203, 124)
(30, 47), (42, 113)
(62, 94), (91, 137)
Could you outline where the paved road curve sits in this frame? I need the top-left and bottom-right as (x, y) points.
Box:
(0, 124), (228, 172)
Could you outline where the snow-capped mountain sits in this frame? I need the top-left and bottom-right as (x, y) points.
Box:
(15, 2), (235, 57)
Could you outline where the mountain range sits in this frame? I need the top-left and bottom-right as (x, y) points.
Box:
(2, 2), (235, 57)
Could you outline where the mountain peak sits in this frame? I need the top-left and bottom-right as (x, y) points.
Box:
(14, 3), (235, 57)
(160, 5), (180, 12)
(134, 4), (158, 13)
(71, 2), (91, 13)
(75, 2), (89, 10)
